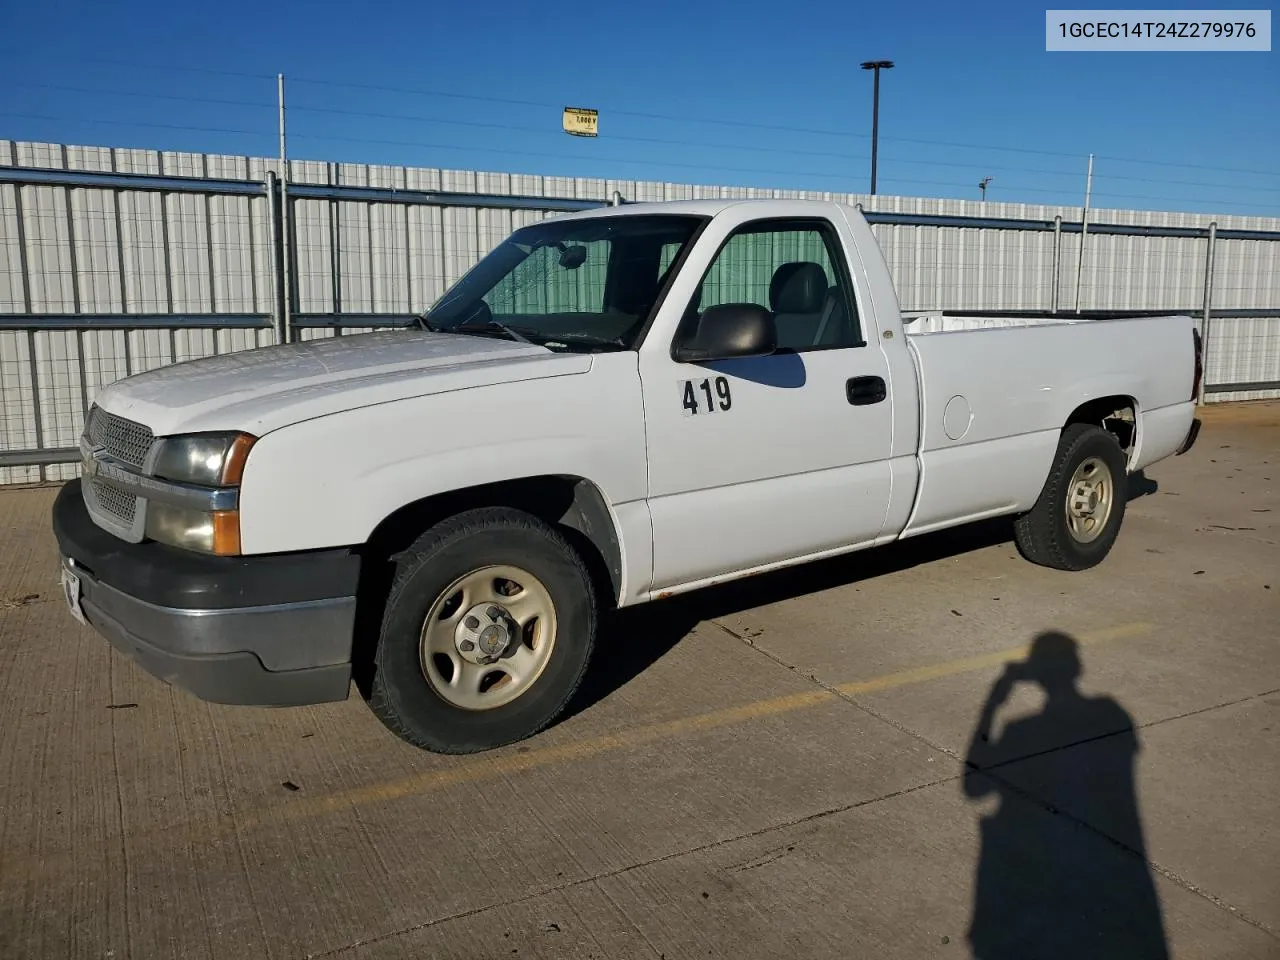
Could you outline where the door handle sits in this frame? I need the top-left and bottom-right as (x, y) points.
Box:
(846, 375), (887, 405)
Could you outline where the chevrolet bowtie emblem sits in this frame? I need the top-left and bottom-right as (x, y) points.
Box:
(82, 446), (106, 479)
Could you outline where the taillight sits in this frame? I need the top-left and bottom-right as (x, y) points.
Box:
(1191, 328), (1203, 402)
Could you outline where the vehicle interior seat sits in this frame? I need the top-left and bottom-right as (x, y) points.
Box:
(769, 261), (852, 351)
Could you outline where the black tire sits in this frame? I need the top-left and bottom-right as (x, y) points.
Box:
(1014, 423), (1129, 571)
(367, 507), (596, 754)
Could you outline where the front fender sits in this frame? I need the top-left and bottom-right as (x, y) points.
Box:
(237, 360), (648, 555)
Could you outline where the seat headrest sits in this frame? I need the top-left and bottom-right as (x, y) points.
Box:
(770, 262), (829, 314)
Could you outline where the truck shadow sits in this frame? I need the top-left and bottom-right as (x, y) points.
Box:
(568, 471), (1158, 720)
(567, 516), (1016, 720)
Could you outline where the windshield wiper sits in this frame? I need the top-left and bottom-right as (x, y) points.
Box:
(454, 319), (535, 344)
(537, 331), (627, 352)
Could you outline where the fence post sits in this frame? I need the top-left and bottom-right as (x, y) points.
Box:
(10, 177), (46, 481)
(263, 166), (300, 346)
(285, 185), (299, 343)
(1050, 215), (1062, 313)
(265, 170), (277, 340)
(328, 162), (342, 337)
(277, 74), (294, 344)
(1199, 221), (1217, 405)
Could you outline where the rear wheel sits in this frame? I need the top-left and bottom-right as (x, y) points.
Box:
(367, 507), (596, 754)
(1014, 423), (1129, 571)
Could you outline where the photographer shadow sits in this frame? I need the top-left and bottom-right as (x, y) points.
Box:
(963, 631), (1169, 960)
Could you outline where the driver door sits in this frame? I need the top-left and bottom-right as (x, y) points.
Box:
(639, 212), (896, 591)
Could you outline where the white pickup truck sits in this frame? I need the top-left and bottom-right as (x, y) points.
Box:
(53, 198), (1202, 753)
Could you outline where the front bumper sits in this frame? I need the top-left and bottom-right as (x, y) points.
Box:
(52, 479), (361, 707)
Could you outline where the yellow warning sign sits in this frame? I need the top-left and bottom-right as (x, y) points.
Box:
(562, 107), (599, 138)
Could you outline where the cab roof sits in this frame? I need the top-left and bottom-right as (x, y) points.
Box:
(543, 197), (849, 223)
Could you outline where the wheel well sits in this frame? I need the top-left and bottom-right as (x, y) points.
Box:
(1065, 395), (1137, 457)
(349, 476), (622, 700)
(363, 475), (621, 602)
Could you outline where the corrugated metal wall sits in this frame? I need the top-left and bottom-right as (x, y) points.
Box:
(2, 138), (1279, 485)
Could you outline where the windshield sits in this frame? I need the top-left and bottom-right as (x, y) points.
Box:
(422, 214), (706, 351)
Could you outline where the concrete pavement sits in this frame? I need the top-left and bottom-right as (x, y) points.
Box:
(1, 402), (1277, 959)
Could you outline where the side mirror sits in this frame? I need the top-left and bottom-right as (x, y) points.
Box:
(672, 303), (777, 363)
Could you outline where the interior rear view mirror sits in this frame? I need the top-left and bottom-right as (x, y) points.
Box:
(558, 245), (587, 270)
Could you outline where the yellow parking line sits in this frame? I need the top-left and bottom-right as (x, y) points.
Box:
(247, 620), (1153, 829)
(837, 621), (1153, 696)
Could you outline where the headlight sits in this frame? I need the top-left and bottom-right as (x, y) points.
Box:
(152, 433), (255, 486)
(146, 432), (254, 555)
(145, 502), (241, 556)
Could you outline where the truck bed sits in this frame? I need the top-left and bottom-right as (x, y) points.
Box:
(896, 311), (1198, 537)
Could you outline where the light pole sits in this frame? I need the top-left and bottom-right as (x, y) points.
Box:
(979, 176), (992, 201)
(860, 60), (894, 195)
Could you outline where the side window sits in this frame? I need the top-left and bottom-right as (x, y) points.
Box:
(691, 220), (862, 352)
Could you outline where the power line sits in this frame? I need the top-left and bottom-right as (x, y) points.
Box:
(0, 50), (275, 81)
(288, 74), (559, 111)
(9, 56), (1279, 179)
(3, 112), (1272, 211)
(10, 81), (274, 111)
(285, 73), (1280, 177)
(0, 113), (268, 139)
(4, 111), (1276, 212)
(290, 130), (1061, 197)
(1098, 153), (1280, 178)
(287, 130), (876, 184)
(1088, 190), (1279, 211)
(1093, 169), (1280, 194)
(290, 130), (1277, 210)
(288, 103), (867, 162)
(15, 82), (1280, 194)
(9, 81), (1072, 175)
(302, 104), (1242, 189)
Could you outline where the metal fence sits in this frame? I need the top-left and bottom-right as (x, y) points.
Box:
(2, 139), (1279, 484)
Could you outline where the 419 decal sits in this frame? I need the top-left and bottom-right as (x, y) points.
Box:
(680, 376), (732, 416)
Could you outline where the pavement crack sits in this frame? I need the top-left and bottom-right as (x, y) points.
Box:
(726, 844), (792, 874)
(106, 656), (136, 960)
(710, 618), (960, 761)
(977, 686), (1280, 781)
(302, 773), (957, 959)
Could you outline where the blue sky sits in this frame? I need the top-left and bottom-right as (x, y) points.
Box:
(2, 0), (1277, 215)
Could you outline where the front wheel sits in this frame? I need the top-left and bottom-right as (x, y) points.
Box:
(1014, 423), (1129, 571)
(367, 507), (597, 754)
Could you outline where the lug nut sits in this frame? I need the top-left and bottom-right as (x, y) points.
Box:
(464, 615), (480, 630)
(460, 640), (475, 652)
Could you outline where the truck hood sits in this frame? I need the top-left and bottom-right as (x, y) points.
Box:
(92, 330), (592, 436)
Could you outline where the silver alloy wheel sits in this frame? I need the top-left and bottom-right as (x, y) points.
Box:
(418, 564), (558, 711)
(1064, 455), (1114, 544)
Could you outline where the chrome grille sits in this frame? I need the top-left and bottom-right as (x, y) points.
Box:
(90, 479), (137, 525)
(85, 406), (154, 468)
